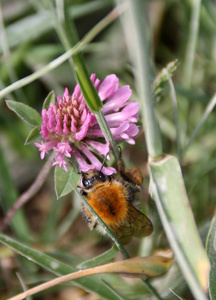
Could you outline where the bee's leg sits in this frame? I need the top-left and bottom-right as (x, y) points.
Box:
(117, 147), (143, 188)
(81, 204), (97, 231)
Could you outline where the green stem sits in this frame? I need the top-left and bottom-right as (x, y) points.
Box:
(164, 68), (181, 160)
(119, 0), (163, 159)
(95, 111), (119, 161)
(182, 0), (201, 89)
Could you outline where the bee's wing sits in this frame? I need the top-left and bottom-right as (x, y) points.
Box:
(111, 203), (153, 244)
(126, 203), (153, 238)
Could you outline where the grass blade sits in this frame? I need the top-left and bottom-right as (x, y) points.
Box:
(149, 155), (210, 300)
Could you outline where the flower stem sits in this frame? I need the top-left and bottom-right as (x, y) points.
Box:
(182, 0), (201, 89)
(95, 111), (119, 161)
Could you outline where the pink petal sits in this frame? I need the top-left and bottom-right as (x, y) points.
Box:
(53, 153), (69, 172)
(79, 143), (101, 169)
(55, 113), (62, 135)
(79, 143), (116, 175)
(40, 124), (50, 140)
(85, 140), (110, 156)
(55, 142), (72, 157)
(63, 87), (69, 98)
(47, 114), (55, 132)
(105, 102), (139, 127)
(71, 146), (94, 172)
(102, 86), (132, 115)
(125, 138), (135, 145)
(110, 121), (129, 136)
(35, 140), (58, 159)
(63, 115), (70, 135)
(70, 116), (77, 133)
(126, 123), (139, 137)
(98, 74), (119, 101)
(90, 73), (96, 83)
(101, 166), (117, 175)
(73, 84), (81, 100)
(75, 113), (92, 140)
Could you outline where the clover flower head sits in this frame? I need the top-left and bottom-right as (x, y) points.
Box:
(35, 74), (139, 174)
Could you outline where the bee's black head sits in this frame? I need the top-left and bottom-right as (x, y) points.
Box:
(81, 170), (107, 190)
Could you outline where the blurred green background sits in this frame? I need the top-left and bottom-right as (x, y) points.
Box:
(0, 0), (216, 299)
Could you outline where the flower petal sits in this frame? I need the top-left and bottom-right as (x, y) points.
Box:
(98, 74), (119, 101)
(79, 143), (116, 175)
(75, 113), (92, 141)
(55, 142), (72, 157)
(71, 146), (94, 172)
(53, 153), (69, 172)
(85, 140), (110, 156)
(105, 101), (139, 127)
(102, 86), (132, 115)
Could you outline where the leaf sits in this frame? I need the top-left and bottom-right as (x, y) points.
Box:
(42, 90), (56, 110)
(6, 100), (42, 126)
(149, 155), (210, 300)
(54, 165), (80, 199)
(9, 254), (173, 300)
(206, 213), (216, 300)
(0, 233), (123, 300)
(78, 244), (119, 269)
(24, 126), (41, 145)
(96, 255), (173, 278)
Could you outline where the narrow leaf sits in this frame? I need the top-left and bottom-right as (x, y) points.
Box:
(24, 126), (41, 145)
(0, 233), (123, 300)
(149, 155), (210, 300)
(54, 166), (80, 199)
(6, 100), (42, 126)
(7, 252), (172, 300)
(78, 244), (119, 269)
(206, 213), (216, 300)
(42, 91), (56, 111)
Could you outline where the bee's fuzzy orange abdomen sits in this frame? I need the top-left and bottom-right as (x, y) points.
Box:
(87, 181), (128, 227)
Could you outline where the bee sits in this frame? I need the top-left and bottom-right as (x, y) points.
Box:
(79, 156), (153, 245)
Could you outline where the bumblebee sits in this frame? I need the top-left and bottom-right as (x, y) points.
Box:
(79, 157), (153, 245)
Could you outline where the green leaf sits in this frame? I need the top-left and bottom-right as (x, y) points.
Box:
(6, 100), (42, 126)
(0, 232), (123, 300)
(206, 213), (216, 300)
(54, 165), (80, 199)
(78, 245), (119, 269)
(42, 90), (56, 111)
(25, 126), (41, 145)
(149, 155), (210, 300)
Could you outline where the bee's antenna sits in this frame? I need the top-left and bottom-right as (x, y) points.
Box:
(69, 160), (81, 174)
